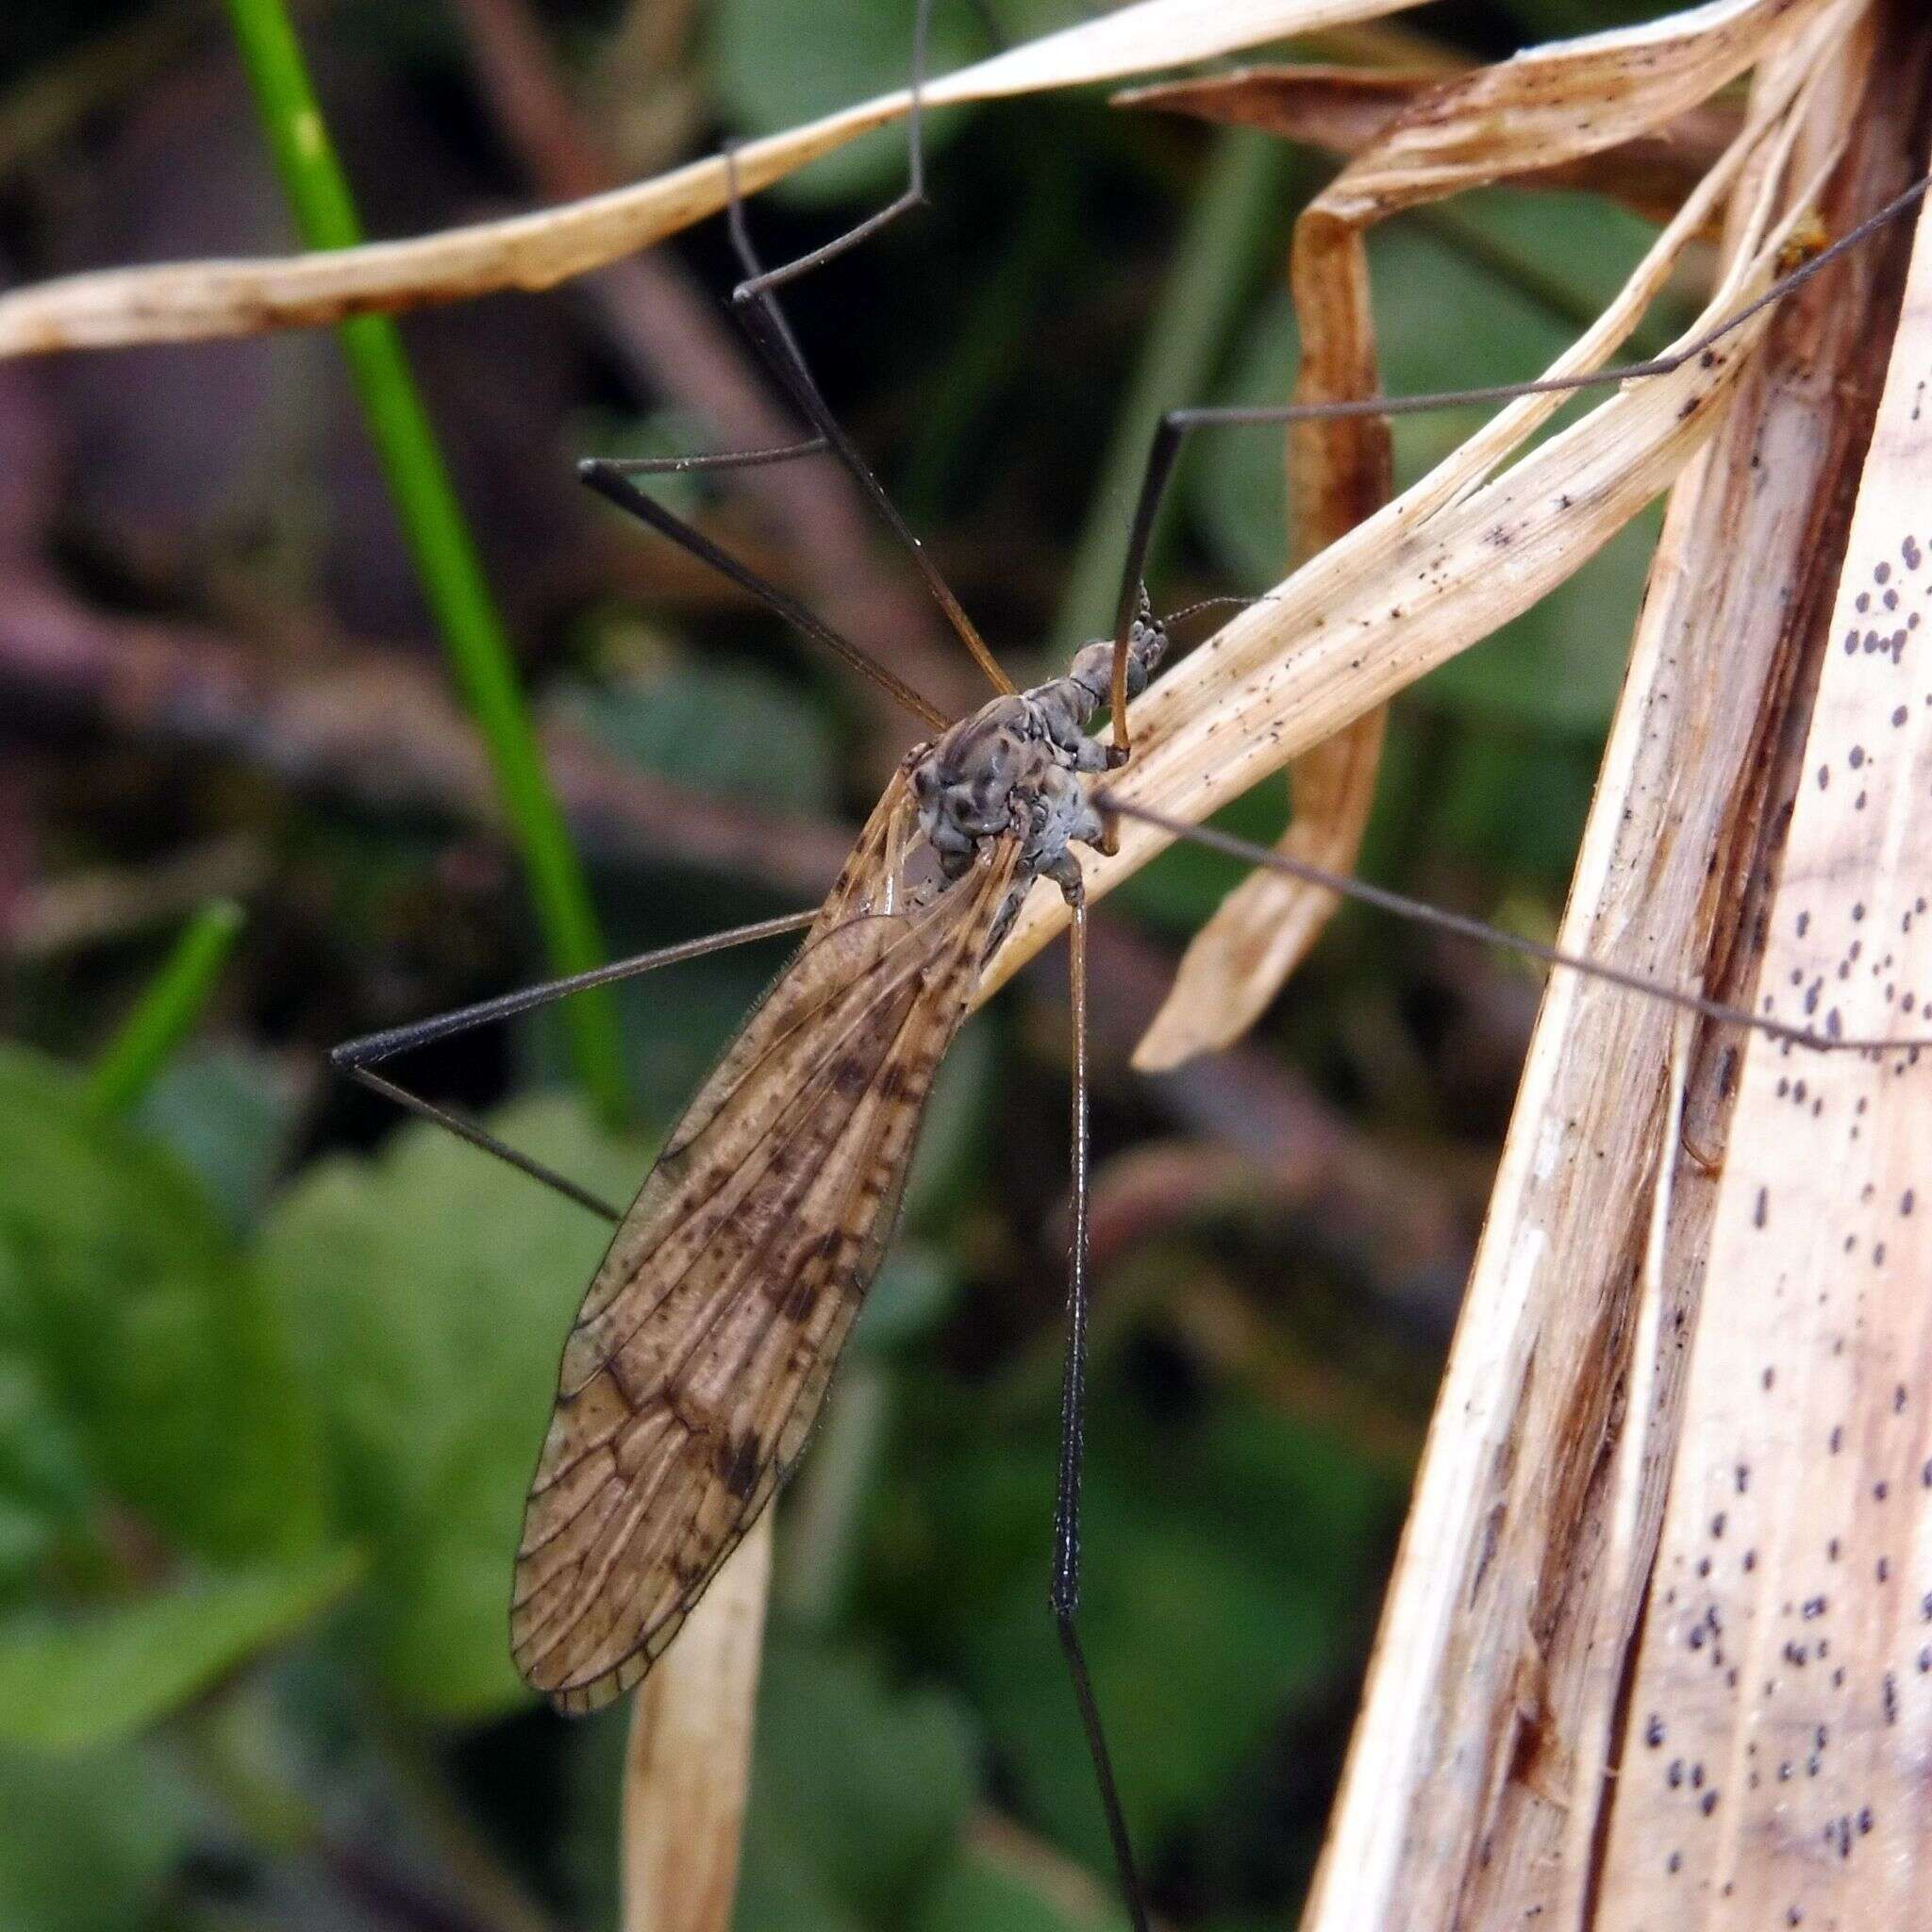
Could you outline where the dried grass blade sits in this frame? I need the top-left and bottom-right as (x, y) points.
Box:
(1320, 0), (1835, 223)
(620, 1519), (772, 1932)
(1292, 8), (1932, 1922)
(980, 91), (1824, 998)
(1130, 0), (1843, 1067)
(1593, 148), (1932, 1932)
(1118, 64), (1740, 228)
(1553, 1014), (1692, 1932)
(0, 0), (1428, 357)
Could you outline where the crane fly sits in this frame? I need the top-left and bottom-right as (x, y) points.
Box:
(325, 3), (1932, 1918)
(509, 604), (1164, 1708)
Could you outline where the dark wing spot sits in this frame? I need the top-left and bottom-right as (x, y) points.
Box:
(716, 1432), (762, 1501)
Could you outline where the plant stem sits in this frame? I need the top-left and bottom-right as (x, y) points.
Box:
(224, 0), (626, 1121)
(772, 1359), (891, 1632)
(84, 898), (245, 1117)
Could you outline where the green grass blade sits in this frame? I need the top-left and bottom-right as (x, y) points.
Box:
(84, 899), (246, 1118)
(224, 0), (626, 1122)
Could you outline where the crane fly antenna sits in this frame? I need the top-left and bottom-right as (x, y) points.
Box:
(718, 0), (1017, 700)
(1098, 797), (1932, 1059)
(1103, 167), (1932, 751)
(1160, 591), (1280, 627)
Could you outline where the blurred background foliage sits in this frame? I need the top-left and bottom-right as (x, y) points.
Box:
(0, 0), (1690, 1926)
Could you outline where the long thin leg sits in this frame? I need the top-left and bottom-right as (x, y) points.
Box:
(598, 436), (827, 479)
(578, 459), (949, 732)
(1050, 895), (1153, 1932)
(1098, 797), (1932, 1059)
(732, 0), (933, 301)
(718, 2), (1016, 700)
(331, 909), (817, 1220)
(727, 224), (1015, 698)
(1101, 168), (1932, 748)
(591, 0), (1011, 705)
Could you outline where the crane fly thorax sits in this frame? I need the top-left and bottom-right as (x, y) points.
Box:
(907, 598), (1170, 909)
(910, 697), (1087, 880)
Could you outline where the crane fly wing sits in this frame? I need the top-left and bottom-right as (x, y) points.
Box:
(511, 831), (1020, 1713)
(586, 768), (914, 1250)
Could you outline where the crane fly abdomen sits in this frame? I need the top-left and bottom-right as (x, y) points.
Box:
(510, 831), (1021, 1713)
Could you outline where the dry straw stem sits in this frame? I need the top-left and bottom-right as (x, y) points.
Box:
(1591, 104), (1932, 1932)
(1291, 3), (1932, 1926)
(619, 1516), (772, 1932)
(1119, 66), (1741, 228)
(0, 0), (1426, 357)
(1131, 0), (1844, 1070)
(981, 0), (1849, 995)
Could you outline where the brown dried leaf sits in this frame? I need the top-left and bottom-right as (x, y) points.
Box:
(1118, 63), (1741, 228)
(1122, 64), (1462, 155)
(1130, 0), (1840, 1068)
(0, 0), (1426, 357)
(1318, 0), (1835, 225)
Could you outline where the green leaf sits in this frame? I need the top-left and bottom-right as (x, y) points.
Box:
(0, 1740), (198, 1932)
(133, 1043), (303, 1235)
(913, 1845), (1126, 1932)
(559, 658), (839, 815)
(899, 1014), (997, 1229)
(734, 1826), (861, 1932)
(256, 1096), (646, 1715)
(0, 1045), (326, 1567)
(1194, 241), (1552, 591)
(0, 1342), (93, 1606)
(0, 1546), (363, 1750)
(855, 1244), (958, 1356)
(1435, 188), (1675, 341)
(738, 1631), (977, 1929)
(1108, 782), (1291, 938)
(81, 898), (245, 1120)
(1427, 727), (1603, 877)
(903, 1389), (1394, 1874)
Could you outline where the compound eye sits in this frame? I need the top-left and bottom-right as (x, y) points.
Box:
(911, 762), (938, 801)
